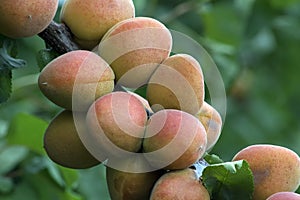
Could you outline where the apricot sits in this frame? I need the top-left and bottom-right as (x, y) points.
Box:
(61, 0), (135, 48)
(232, 144), (300, 200)
(196, 102), (222, 151)
(143, 109), (207, 170)
(86, 91), (147, 156)
(38, 50), (115, 111)
(150, 168), (210, 200)
(127, 91), (153, 115)
(0, 0), (58, 38)
(267, 192), (300, 200)
(43, 110), (100, 169)
(73, 36), (101, 50)
(99, 17), (172, 88)
(147, 54), (205, 115)
(106, 166), (164, 200)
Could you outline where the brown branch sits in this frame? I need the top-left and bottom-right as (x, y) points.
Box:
(38, 21), (80, 54)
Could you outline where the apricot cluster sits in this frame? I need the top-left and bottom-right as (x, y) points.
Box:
(14, 0), (297, 199)
(34, 0), (223, 199)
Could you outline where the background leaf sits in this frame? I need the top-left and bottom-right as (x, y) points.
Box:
(0, 146), (28, 175)
(0, 177), (37, 200)
(0, 69), (12, 103)
(77, 165), (110, 200)
(24, 170), (82, 200)
(58, 166), (79, 189)
(0, 176), (13, 194)
(6, 113), (48, 155)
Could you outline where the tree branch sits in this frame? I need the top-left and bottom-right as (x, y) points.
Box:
(38, 21), (80, 54)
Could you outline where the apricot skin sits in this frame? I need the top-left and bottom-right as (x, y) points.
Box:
(147, 54), (205, 115)
(150, 168), (210, 200)
(38, 50), (114, 111)
(44, 110), (100, 169)
(61, 0), (135, 47)
(106, 167), (163, 200)
(196, 102), (222, 151)
(99, 17), (172, 88)
(86, 91), (147, 155)
(266, 192), (300, 200)
(127, 91), (153, 114)
(0, 0), (58, 38)
(143, 109), (207, 170)
(232, 144), (300, 200)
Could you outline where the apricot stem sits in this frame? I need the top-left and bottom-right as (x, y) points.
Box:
(38, 21), (80, 54)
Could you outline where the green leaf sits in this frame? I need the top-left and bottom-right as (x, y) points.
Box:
(0, 39), (26, 70)
(204, 153), (224, 165)
(0, 176), (13, 194)
(46, 159), (65, 188)
(0, 146), (28, 174)
(58, 166), (79, 189)
(269, 0), (299, 8)
(36, 48), (59, 71)
(6, 113), (48, 155)
(0, 120), (8, 138)
(45, 159), (79, 189)
(202, 160), (254, 200)
(25, 170), (82, 200)
(0, 37), (26, 103)
(134, 85), (147, 99)
(64, 189), (84, 200)
(0, 69), (12, 103)
(77, 165), (110, 200)
(201, 2), (245, 46)
(0, 177), (37, 200)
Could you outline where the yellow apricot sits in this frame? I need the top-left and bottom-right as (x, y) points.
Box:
(147, 54), (205, 115)
(99, 17), (172, 88)
(61, 0), (135, 46)
(196, 102), (222, 151)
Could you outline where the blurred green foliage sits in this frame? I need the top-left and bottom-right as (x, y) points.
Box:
(0, 0), (300, 199)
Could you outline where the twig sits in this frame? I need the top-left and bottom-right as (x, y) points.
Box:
(38, 21), (80, 54)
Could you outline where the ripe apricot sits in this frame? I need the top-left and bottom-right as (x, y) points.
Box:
(86, 91), (147, 156)
(38, 50), (114, 111)
(127, 91), (153, 115)
(232, 144), (300, 200)
(0, 0), (58, 38)
(99, 17), (172, 88)
(143, 109), (207, 170)
(267, 192), (300, 200)
(196, 102), (222, 151)
(61, 0), (135, 49)
(147, 54), (205, 115)
(150, 168), (210, 200)
(44, 110), (100, 169)
(107, 166), (163, 200)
